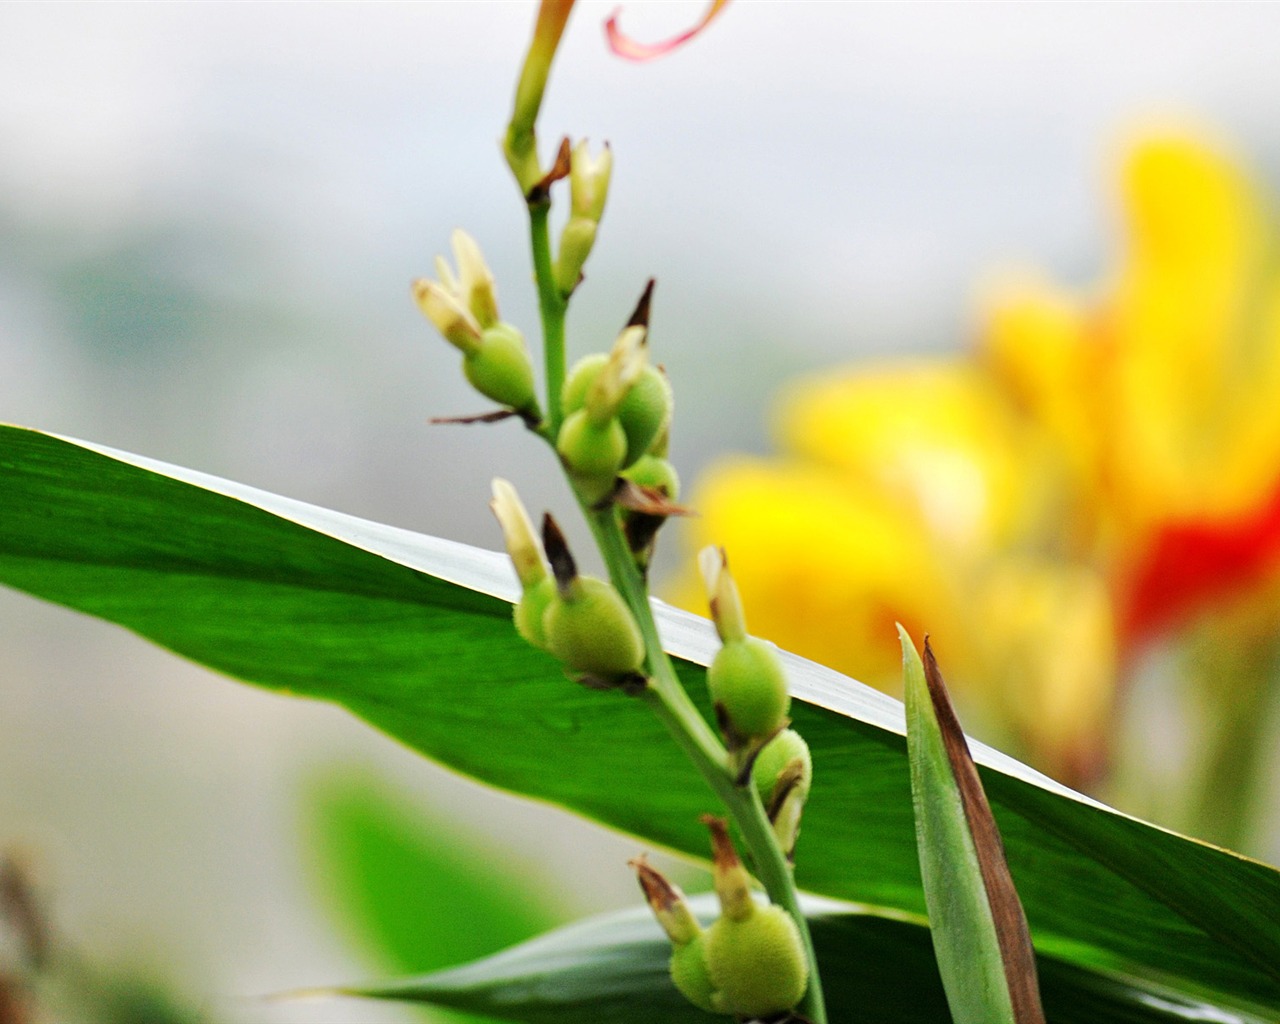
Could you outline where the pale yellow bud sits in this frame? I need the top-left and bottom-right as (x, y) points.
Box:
(630, 855), (701, 947)
(412, 278), (482, 353)
(698, 546), (747, 644)
(450, 229), (500, 329)
(704, 816), (754, 923)
(569, 140), (613, 222)
(554, 217), (598, 295)
(585, 325), (647, 425)
(489, 479), (548, 590)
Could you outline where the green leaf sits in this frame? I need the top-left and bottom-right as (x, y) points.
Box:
(901, 631), (1043, 1024)
(299, 764), (564, 1023)
(2, 424), (1279, 1018)
(323, 897), (1279, 1024)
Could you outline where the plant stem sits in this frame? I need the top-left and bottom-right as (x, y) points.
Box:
(528, 199), (567, 435)
(584, 506), (828, 1024)
(506, 11), (824, 1015)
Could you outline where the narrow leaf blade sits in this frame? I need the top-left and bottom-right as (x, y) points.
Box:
(901, 630), (1044, 1023)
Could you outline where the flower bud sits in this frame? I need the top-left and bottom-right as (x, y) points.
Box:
(569, 140), (612, 222)
(631, 856), (719, 1014)
(562, 338), (672, 467)
(708, 638), (790, 748)
(699, 545), (746, 644)
(621, 454), (680, 501)
(414, 229), (501, 344)
(463, 323), (539, 414)
(618, 364), (672, 465)
(416, 231), (539, 416)
(556, 408), (628, 503)
(490, 479), (545, 589)
(700, 548), (790, 759)
(590, 326), (647, 424)
(490, 479), (555, 652)
(752, 728), (812, 858)
(515, 578), (556, 651)
(670, 938), (718, 1015)
(562, 353), (609, 415)
(631, 855), (700, 946)
(701, 817), (808, 1018)
(554, 217), (598, 295)
(447, 229), (499, 328)
(544, 576), (645, 676)
(413, 278), (482, 352)
(540, 515), (645, 678)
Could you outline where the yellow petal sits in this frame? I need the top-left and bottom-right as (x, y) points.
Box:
(773, 360), (1040, 554)
(675, 458), (964, 689)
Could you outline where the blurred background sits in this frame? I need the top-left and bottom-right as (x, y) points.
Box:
(4, 2), (1280, 1020)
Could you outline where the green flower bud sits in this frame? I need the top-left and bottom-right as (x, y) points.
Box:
(561, 353), (609, 416)
(752, 728), (812, 858)
(490, 479), (555, 653)
(631, 855), (722, 1015)
(671, 936), (719, 1014)
(705, 905), (808, 1017)
(556, 407), (627, 503)
(562, 354), (672, 468)
(544, 575), (644, 677)
(617, 364), (672, 465)
(463, 323), (539, 414)
(708, 638), (790, 749)
(701, 816), (808, 1018)
(514, 576), (556, 651)
(699, 547), (790, 763)
(554, 216), (598, 295)
(621, 454), (679, 500)
(752, 728), (812, 806)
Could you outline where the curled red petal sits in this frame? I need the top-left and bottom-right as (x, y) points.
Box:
(605, 1), (730, 62)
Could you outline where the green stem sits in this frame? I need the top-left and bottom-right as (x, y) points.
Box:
(528, 200), (567, 435)
(584, 506), (828, 1024)
(505, 12), (824, 1014)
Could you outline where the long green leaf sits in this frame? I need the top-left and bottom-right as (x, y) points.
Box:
(322, 897), (1276, 1024)
(299, 764), (564, 1024)
(2, 424), (1279, 1017)
(902, 632), (1043, 1024)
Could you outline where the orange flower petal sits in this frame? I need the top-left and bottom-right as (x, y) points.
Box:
(605, 1), (730, 62)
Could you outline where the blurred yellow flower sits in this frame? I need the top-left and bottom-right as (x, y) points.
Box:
(677, 132), (1280, 790)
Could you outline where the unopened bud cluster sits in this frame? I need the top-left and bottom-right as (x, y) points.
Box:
(558, 316), (675, 506)
(418, 119), (815, 1021)
(633, 818), (809, 1018)
(628, 551), (815, 1018)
